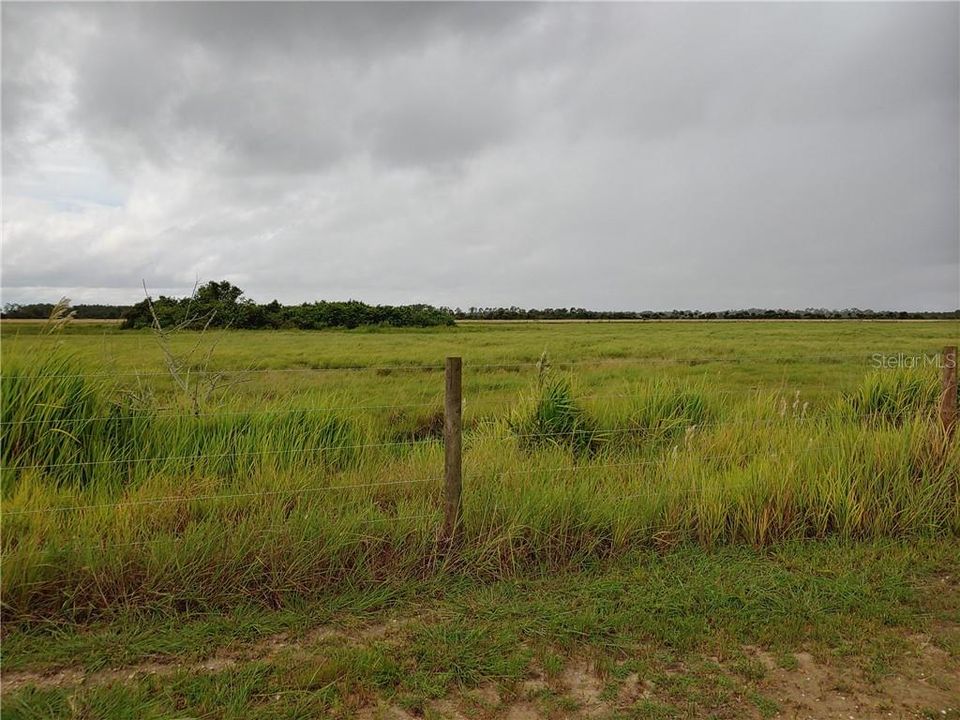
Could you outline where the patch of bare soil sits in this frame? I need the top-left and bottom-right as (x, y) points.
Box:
(753, 636), (959, 720)
(424, 639), (959, 720)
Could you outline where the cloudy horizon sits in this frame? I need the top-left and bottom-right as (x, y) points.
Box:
(2, 2), (958, 312)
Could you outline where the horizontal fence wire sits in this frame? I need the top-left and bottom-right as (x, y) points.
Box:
(1, 437), (441, 472)
(5, 451), (787, 552)
(3, 478), (437, 516)
(578, 388), (833, 401)
(0, 400), (443, 428)
(10, 513), (443, 557)
(1, 417), (842, 475)
(507, 419), (818, 442)
(485, 450), (781, 480)
(2, 364), (445, 381)
(5, 448), (789, 519)
(0, 353), (895, 381)
(0, 389), (826, 428)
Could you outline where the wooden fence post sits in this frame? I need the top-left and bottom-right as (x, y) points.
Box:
(442, 356), (463, 546)
(941, 345), (957, 436)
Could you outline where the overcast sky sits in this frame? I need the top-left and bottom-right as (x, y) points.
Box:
(2, 2), (958, 311)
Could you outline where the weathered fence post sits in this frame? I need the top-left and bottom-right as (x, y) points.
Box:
(940, 345), (957, 436)
(442, 356), (463, 546)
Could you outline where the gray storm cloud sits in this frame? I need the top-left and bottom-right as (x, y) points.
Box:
(2, 1), (958, 310)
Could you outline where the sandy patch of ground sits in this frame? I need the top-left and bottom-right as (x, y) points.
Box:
(754, 639), (959, 720)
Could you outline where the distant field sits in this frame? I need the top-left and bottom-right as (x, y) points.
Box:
(2, 319), (957, 408)
(0, 318), (123, 325)
(2, 319), (958, 718)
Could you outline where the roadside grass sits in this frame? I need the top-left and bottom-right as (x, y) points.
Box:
(2, 538), (958, 719)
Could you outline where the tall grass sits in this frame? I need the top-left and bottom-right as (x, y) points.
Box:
(620, 378), (714, 446)
(2, 350), (957, 624)
(1, 353), (125, 489)
(837, 367), (941, 425)
(1, 353), (364, 491)
(508, 375), (599, 455)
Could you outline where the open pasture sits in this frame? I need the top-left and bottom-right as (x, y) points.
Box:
(2, 319), (957, 615)
(2, 318), (956, 409)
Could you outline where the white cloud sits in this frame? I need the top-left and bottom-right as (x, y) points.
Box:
(2, 2), (957, 310)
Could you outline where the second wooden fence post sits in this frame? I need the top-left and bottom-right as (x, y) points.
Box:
(442, 356), (463, 546)
(941, 345), (957, 436)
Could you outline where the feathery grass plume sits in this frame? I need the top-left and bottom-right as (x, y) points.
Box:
(535, 348), (551, 389)
(42, 297), (76, 335)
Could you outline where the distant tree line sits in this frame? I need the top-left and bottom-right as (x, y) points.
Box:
(4, 287), (957, 326)
(1, 303), (132, 320)
(454, 307), (960, 320)
(112, 282), (456, 329)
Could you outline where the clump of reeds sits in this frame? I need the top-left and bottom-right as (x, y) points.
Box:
(625, 379), (713, 443)
(0, 353), (124, 488)
(837, 368), (939, 425)
(508, 375), (599, 456)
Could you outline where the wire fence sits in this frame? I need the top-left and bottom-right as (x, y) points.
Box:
(0, 400), (443, 428)
(5, 448), (792, 556)
(1, 418), (844, 475)
(9, 512), (446, 561)
(2, 349), (956, 558)
(2, 477), (438, 516)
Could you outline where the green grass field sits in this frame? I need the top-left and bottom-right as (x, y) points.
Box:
(1, 319), (958, 718)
